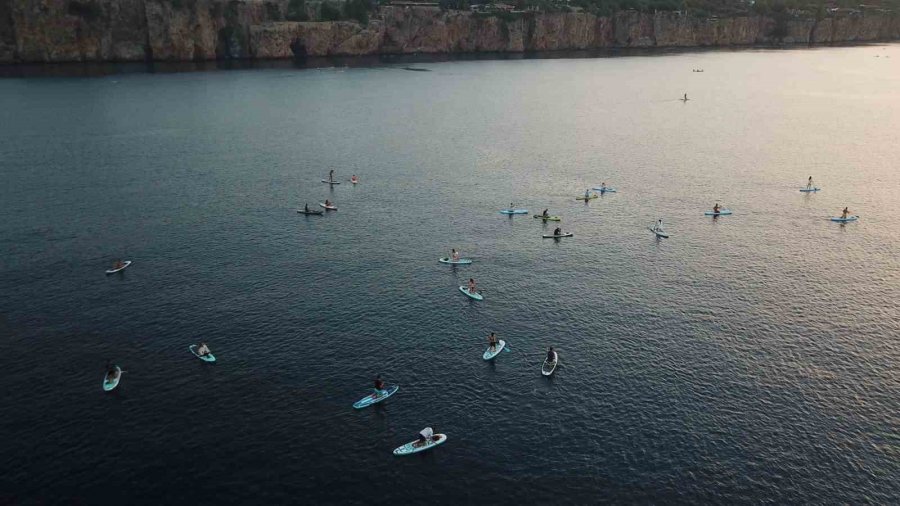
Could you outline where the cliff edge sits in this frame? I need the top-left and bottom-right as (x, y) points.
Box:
(1, 0), (898, 63)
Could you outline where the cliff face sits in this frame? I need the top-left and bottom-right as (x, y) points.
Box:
(1, 1), (898, 63)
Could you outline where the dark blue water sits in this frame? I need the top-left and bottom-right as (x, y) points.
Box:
(2, 45), (899, 504)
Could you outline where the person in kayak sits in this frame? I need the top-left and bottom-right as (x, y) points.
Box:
(197, 342), (211, 357)
(112, 260), (125, 270)
(324, 199), (332, 207)
(713, 203), (721, 214)
(547, 347), (556, 363)
(807, 176), (814, 190)
(373, 376), (387, 397)
(451, 249), (460, 261)
(841, 207), (850, 219)
(414, 427), (436, 447)
(553, 227), (562, 236)
(488, 332), (498, 352)
(653, 219), (664, 233)
(467, 278), (477, 293)
(584, 189), (591, 199)
(105, 365), (120, 382)
(542, 209), (549, 218)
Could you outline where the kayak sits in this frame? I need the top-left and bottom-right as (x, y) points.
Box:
(353, 385), (399, 409)
(189, 344), (216, 363)
(499, 209), (528, 215)
(831, 216), (858, 223)
(542, 351), (558, 376)
(533, 215), (561, 222)
(439, 258), (473, 265)
(592, 187), (617, 193)
(393, 434), (447, 456)
(459, 285), (483, 301)
(575, 195), (598, 200)
(297, 209), (324, 215)
(105, 261), (132, 274)
(542, 233), (573, 238)
(319, 203), (337, 210)
(799, 187), (820, 192)
(649, 227), (669, 238)
(704, 210), (732, 216)
(322, 180), (340, 184)
(483, 339), (506, 360)
(103, 366), (121, 392)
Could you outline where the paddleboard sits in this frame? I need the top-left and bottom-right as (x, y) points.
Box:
(393, 434), (447, 456)
(542, 233), (573, 238)
(319, 203), (337, 210)
(704, 210), (732, 216)
(649, 227), (669, 238)
(592, 187), (617, 193)
(483, 339), (506, 360)
(297, 210), (324, 215)
(103, 366), (121, 392)
(499, 209), (528, 215)
(533, 215), (561, 222)
(831, 216), (858, 223)
(575, 195), (598, 200)
(542, 351), (558, 376)
(322, 180), (340, 184)
(799, 188), (820, 192)
(439, 258), (473, 265)
(459, 286), (483, 301)
(353, 385), (399, 409)
(189, 344), (216, 363)
(105, 261), (131, 274)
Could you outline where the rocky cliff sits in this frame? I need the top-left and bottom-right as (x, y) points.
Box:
(1, 0), (898, 63)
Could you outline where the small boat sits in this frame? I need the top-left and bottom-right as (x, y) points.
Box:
(392, 434), (447, 456)
(319, 203), (337, 210)
(103, 366), (122, 392)
(353, 385), (399, 409)
(542, 351), (558, 376)
(439, 258), (473, 265)
(189, 344), (216, 363)
(459, 285), (483, 301)
(105, 261), (131, 275)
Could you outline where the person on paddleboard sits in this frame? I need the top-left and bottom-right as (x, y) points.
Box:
(683, 93), (688, 101)
(329, 169), (334, 182)
(841, 207), (850, 219)
(654, 219), (664, 232)
(304, 203), (310, 213)
(542, 208), (549, 218)
(451, 249), (460, 261)
(713, 203), (721, 214)
(197, 342), (211, 357)
(325, 199), (332, 207)
(373, 376), (387, 397)
(584, 189), (591, 199)
(807, 176), (814, 189)
(488, 332), (498, 352)
(600, 182), (607, 190)
(414, 427), (435, 447)
(547, 347), (555, 362)
(553, 227), (561, 236)
(468, 278), (477, 294)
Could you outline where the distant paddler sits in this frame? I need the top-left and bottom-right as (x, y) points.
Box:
(807, 176), (814, 190)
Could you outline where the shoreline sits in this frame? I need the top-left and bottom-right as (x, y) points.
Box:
(1, 41), (895, 78)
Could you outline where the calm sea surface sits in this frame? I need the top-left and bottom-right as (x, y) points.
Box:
(2, 45), (899, 504)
